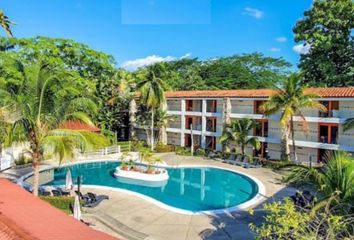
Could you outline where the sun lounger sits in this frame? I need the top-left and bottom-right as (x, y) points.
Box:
(224, 154), (236, 164)
(56, 187), (71, 196)
(233, 155), (244, 166)
(83, 192), (109, 208)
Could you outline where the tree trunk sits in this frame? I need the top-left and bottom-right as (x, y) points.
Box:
(241, 144), (245, 156)
(32, 153), (40, 196)
(281, 125), (290, 161)
(151, 107), (154, 151)
(290, 116), (298, 163)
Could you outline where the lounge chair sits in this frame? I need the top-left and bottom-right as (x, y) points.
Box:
(290, 191), (314, 208)
(83, 192), (109, 208)
(56, 187), (71, 196)
(75, 191), (91, 203)
(224, 154), (236, 164)
(234, 155), (244, 166)
(39, 187), (51, 196)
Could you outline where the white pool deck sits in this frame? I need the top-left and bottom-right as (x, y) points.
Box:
(3, 152), (297, 240)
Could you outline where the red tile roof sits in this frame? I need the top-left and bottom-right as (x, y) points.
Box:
(59, 120), (101, 132)
(165, 87), (354, 98)
(0, 179), (117, 240)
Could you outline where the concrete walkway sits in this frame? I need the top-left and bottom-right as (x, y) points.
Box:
(79, 153), (296, 240)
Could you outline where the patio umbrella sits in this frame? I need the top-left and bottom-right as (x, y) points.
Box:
(65, 170), (73, 190)
(73, 195), (81, 220)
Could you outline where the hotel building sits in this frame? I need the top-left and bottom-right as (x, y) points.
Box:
(133, 88), (354, 163)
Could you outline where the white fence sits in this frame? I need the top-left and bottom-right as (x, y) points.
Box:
(78, 145), (122, 159)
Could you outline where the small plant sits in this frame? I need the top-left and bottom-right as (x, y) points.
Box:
(194, 148), (205, 157)
(15, 154), (32, 166)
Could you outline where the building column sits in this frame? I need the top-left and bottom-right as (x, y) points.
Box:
(159, 101), (168, 145)
(129, 99), (137, 141)
(180, 99), (186, 146)
(223, 97), (231, 127)
(201, 99), (207, 148)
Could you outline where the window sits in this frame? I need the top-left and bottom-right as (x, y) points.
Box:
(319, 101), (339, 117)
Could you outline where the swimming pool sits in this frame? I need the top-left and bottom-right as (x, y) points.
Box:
(28, 161), (262, 213)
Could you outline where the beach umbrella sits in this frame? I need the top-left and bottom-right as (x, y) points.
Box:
(65, 170), (73, 190)
(73, 195), (81, 220)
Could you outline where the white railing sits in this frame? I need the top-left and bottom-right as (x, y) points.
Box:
(79, 145), (121, 159)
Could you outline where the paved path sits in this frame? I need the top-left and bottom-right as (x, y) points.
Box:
(80, 153), (296, 240)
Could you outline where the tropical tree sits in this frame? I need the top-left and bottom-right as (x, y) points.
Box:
(260, 74), (326, 162)
(219, 118), (261, 156)
(0, 60), (107, 196)
(283, 151), (354, 207)
(136, 64), (169, 151)
(293, 0), (354, 87)
(343, 118), (354, 132)
(0, 10), (15, 37)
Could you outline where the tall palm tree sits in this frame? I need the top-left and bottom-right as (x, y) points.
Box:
(0, 60), (106, 196)
(343, 118), (354, 132)
(0, 10), (15, 37)
(155, 109), (175, 144)
(220, 118), (261, 156)
(136, 64), (169, 151)
(260, 74), (326, 162)
(284, 151), (354, 206)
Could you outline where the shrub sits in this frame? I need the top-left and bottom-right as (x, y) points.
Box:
(15, 154), (32, 165)
(175, 146), (191, 156)
(155, 144), (174, 153)
(40, 196), (79, 214)
(194, 148), (205, 157)
(249, 198), (353, 239)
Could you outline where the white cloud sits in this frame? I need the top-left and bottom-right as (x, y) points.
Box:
(276, 37), (287, 43)
(243, 7), (264, 19)
(270, 47), (281, 52)
(121, 53), (192, 71)
(293, 43), (311, 54)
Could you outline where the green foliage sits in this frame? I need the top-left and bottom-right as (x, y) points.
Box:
(194, 148), (206, 157)
(0, 10), (15, 37)
(160, 53), (292, 90)
(175, 146), (191, 156)
(293, 0), (354, 87)
(14, 154), (32, 165)
(249, 198), (353, 240)
(260, 74), (326, 161)
(220, 118), (261, 155)
(283, 151), (354, 206)
(155, 143), (174, 153)
(40, 196), (78, 214)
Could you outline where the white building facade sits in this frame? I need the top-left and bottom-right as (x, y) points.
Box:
(133, 88), (354, 163)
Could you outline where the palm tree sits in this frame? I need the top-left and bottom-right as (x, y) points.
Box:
(0, 60), (106, 196)
(343, 118), (354, 132)
(0, 10), (15, 37)
(284, 151), (354, 206)
(219, 118), (261, 156)
(155, 109), (175, 144)
(260, 74), (326, 162)
(136, 64), (169, 151)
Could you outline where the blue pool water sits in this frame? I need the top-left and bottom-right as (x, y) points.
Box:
(37, 161), (259, 212)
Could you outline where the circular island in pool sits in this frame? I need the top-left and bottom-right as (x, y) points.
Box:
(24, 161), (264, 214)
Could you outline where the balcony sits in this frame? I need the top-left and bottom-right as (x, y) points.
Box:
(319, 124), (338, 144)
(185, 100), (202, 112)
(185, 116), (202, 131)
(318, 101), (339, 118)
(206, 117), (217, 132)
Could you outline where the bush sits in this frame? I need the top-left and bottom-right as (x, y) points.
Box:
(40, 196), (79, 214)
(15, 154), (32, 166)
(155, 144), (174, 153)
(175, 146), (191, 156)
(194, 148), (205, 157)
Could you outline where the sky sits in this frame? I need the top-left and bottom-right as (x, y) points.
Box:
(1, 0), (313, 70)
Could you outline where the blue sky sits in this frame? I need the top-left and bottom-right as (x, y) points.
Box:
(1, 0), (312, 70)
